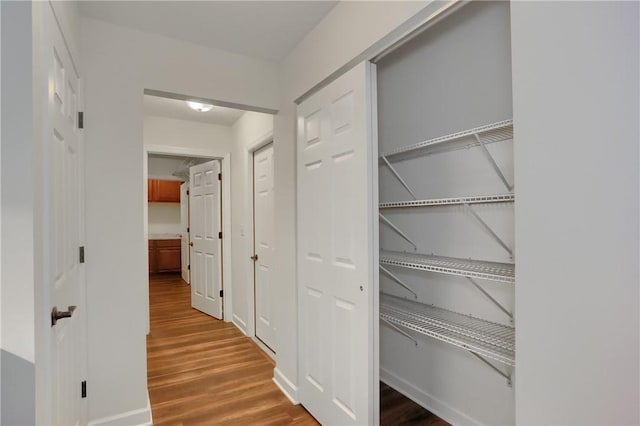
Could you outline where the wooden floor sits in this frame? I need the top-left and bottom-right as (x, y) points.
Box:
(147, 273), (449, 426)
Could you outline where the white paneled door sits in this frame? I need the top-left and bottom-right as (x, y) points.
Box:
(42, 2), (86, 424)
(189, 160), (223, 319)
(180, 182), (190, 284)
(297, 62), (378, 425)
(253, 143), (276, 352)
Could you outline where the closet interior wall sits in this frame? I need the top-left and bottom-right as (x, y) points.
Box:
(376, 2), (515, 425)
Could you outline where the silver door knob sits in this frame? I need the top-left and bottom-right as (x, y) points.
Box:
(51, 305), (77, 327)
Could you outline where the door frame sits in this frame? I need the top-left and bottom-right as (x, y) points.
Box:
(143, 145), (232, 333)
(242, 131), (274, 356)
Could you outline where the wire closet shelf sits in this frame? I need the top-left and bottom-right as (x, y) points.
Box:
(380, 250), (515, 284)
(379, 193), (514, 209)
(380, 293), (515, 366)
(379, 119), (513, 160)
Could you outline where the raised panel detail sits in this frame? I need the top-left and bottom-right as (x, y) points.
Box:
(205, 253), (215, 300)
(331, 91), (354, 134)
(305, 110), (321, 148)
(305, 287), (325, 392)
(53, 48), (65, 108)
(332, 298), (356, 420)
(204, 194), (215, 240)
(194, 251), (203, 296)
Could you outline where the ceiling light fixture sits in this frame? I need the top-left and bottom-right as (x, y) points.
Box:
(186, 101), (214, 112)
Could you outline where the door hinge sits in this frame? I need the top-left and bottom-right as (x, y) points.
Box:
(218, 231), (222, 239)
(78, 112), (84, 129)
(81, 380), (87, 398)
(219, 290), (223, 298)
(218, 173), (222, 181)
(79, 246), (85, 264)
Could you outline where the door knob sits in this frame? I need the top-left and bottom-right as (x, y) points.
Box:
(250, 254), (258, 261)
(189, 242), (194, 247)
(51, 305), (77, 327)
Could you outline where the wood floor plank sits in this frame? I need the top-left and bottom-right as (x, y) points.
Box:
(147, 273), (449, 426)
(147, 274), (320, 425)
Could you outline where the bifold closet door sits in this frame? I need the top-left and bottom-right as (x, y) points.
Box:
(296, 61), (378, 425)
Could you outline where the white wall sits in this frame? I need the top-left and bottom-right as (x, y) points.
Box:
(1, 0), (34, 366)
(144, 115), (234, 153)
(230, 111), (274, 335)
(147, 204), (180, 235)
(81, 17), (278, 423)
(511, 2), (639, 425)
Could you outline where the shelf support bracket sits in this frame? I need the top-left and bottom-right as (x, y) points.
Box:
(469, 352), (512, 386)
(466, 277), (513, 321)
(381, 318), (418, 346)
(379, 265), (418, 299)
(381, 156), (418, 200)
(473, 133), (513, 192)
(464, 203), (513, 258)
(379, 213), (418, 250)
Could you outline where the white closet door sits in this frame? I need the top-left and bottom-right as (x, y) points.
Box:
(42, 2), (86, 424)
(254, 143), (276, 351)
(189, 160), (222, 319)
(180, 182), (190, 283)
(297, 61), (378, 425)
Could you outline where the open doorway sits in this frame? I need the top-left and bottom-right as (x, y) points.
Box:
(146, 153), (224, 318)
(142, 94), (237, 330)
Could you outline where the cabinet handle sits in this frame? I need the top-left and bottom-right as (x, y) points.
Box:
(250, 254), (258, 261)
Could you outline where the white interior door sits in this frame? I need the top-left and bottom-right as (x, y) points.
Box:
(296, 61), (378, 425)
(189, 160), (223, 319)
(180, 182), (190, 283)
(253, 143), (276, 352)
(43, 3), (86, 424)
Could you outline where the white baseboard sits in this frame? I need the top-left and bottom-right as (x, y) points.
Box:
(273, 367), (299, 405)
(380, 367), (479, 426)
(232, 314), (248, 336)
(88, 392), (152, 426)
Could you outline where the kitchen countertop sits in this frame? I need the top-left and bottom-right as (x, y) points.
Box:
(148, 233), (181, 240)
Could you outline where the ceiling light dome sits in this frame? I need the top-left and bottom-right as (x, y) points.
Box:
(186, 101), (214, 112)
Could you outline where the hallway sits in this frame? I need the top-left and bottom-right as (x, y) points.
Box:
(147, 274), (318, 425)
(147, 274), (448, 425)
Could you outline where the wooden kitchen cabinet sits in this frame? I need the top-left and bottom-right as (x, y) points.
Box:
(148, 239), (181, 273)
(148, 180), (181, 203)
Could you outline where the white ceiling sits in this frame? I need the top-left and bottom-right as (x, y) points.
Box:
(79, 1), (338, 62)
(144, 95), (245, 126)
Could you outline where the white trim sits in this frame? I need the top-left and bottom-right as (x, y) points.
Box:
(232, 313), (248, 336)
(244, 131), (274, 340)
(380, 367), (480, 426)
(87, 393), (152, 426)
(273, 368), (299, 405)
(143, 145), (233, 335)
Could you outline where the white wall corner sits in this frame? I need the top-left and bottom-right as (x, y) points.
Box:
(87, 394), (152, 426)
(273, 368), (299, 405)
(232, 314), (248, 336)
(380, 368), (480, 426)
